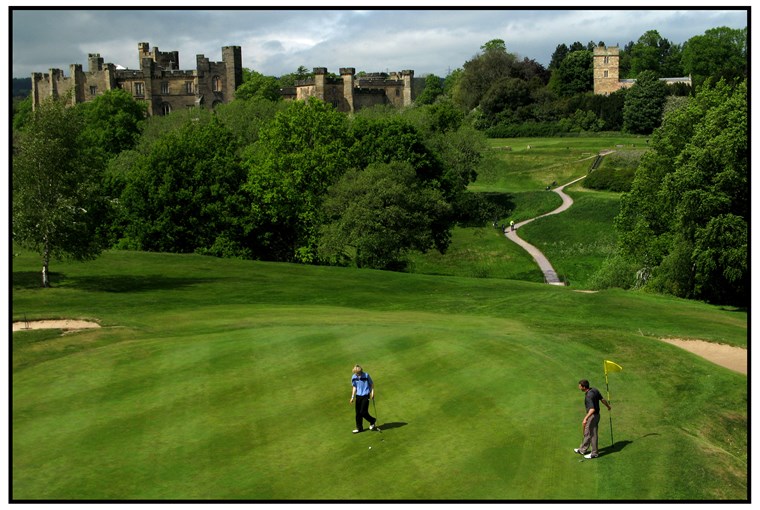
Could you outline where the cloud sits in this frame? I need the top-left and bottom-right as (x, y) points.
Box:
(10, 8), (748, 79)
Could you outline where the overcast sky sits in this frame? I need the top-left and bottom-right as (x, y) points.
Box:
(9, 6), (748, 80)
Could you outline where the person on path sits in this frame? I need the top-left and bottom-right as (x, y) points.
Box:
(510, 220), (515, 231)
(350, 364), (378, 433)
(574, 379), (611, 458)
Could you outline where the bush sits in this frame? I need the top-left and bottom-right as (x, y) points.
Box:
(584, 150), (644, 192)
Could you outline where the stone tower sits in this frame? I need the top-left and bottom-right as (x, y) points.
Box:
(593, 45), (621, 95)
(222, 45), (243, 98)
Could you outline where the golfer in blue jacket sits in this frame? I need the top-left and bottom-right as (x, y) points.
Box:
(350, 364), (378, 433)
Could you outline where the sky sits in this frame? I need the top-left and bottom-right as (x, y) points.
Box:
(8, 5), (749, 80)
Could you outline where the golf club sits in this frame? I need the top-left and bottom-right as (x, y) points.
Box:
(372, 398), (381, 432)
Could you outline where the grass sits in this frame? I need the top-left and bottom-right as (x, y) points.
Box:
(517, 183), (621, 288)
(411, 135), (642, 287)
(12, 248), (747, 500)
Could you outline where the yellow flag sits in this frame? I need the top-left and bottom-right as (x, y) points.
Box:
(604, 360), (623, 374)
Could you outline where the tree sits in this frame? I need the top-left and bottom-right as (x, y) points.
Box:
(318, 161), (451, 269)
(78, 88), (147, 163)
(120, 117), (249, 256)
(348, 115), (443, 184)
(415, 74), (444, 105)
(12, 97), (110, 286)
(243, 97), (352, 262)
(548, 44), (569, 70)
(480, 76), (532, 122)
(235, 69), (282, 101)
(681, 26), (747, 87)
(550, 50), (593, 97)
(612, 80), (747, 305)
(481, 39), (506, 53)
(452, 42), (519, 110)
(622, 71), (668, 134)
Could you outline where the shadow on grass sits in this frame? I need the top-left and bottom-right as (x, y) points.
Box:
(378, 422), (408, 431)
(598, 439), (634, 457)
(13, 271), (218, 293)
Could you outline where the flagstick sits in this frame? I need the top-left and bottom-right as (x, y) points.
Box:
(605, 369), (614, 447)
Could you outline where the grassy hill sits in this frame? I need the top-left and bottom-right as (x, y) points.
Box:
(12, 248), (747, 500)
(410, 135), (641, 287)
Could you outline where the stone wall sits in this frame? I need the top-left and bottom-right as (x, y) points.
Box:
(31, 42), (242, 115)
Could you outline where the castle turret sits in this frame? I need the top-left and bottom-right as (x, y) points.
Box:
(340, 67), (355, 113)
(314, 67), (327, 100)
(402, 70), (414, 106)
(222, 45), (243, 99)
(594, 45), (621, 95)
(88, 53), (104, 73)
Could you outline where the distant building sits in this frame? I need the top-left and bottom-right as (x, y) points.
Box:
(593, 44), (691, 95)
(289, 67), (425, 113)
(31, 42), (242, 115)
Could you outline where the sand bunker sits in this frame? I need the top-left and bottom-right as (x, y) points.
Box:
(661, 338), (746, 375)
(13, 319), (101, 332)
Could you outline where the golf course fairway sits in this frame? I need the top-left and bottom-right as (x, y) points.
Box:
(11, 249), (747, 500)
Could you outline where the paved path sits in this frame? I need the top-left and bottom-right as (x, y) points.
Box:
(504, 175), (587, 286)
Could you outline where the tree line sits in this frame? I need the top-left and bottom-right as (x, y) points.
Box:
(12, 25), (747, 306)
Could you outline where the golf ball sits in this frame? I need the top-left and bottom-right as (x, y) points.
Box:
(368, 446), (372, 450)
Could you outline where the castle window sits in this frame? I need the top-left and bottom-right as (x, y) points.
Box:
(89, 85), (97, 96)
(161, 82), (169, 94)
(603, 56), (610, 64)
(185, 81), (194, 94)
(604, 70), (609, 78)
(212, 76), (222, 92)
(134, 82), (144, 97)
(161, 103), (171, 116)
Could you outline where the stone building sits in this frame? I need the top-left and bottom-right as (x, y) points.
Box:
(289, 67), (424, 113)
(31, 42), (242, 115)
(593, 44), (691, 95)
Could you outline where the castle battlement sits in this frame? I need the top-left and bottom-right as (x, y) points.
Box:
(31, 42), (242, 116)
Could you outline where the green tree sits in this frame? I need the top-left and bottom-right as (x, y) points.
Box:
(681, 26), (747, 87)
(622, 71), (668, 134)
(415, 74), (444, 105)
(550, 50), (593, 97)
(319, 161), (451, 269)
(12, 97), (110, 286)
(120, 117), (248, 256)
(235, 69), (282, 101)
(629, 30), (678, 77)
(548, 44), (569, 71)
(243, 97), (352, 262)
(215, 96), (286, 147)
(452, 42), (519, 110)
(12, 96), (33, 133)
(348, 115), (443, 184)
(613, 80), (747, 305)
(78, 88), (147, 162)
(480, 76), (532, 123)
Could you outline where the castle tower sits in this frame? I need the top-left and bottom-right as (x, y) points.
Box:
(88, 53), (104, 73)
(314, 67), (327, 101)
(402, 70), (414, 106)
(340, 67), (355, 113)
(222, 45), (243, 99)
(593, 45), (621, 95)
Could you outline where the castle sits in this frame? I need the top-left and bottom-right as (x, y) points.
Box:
(283, 67), (424, 113)
(31, 42), (243, 115)
(29, 41), (690, 114)
(29, 43), (423, 115)
(593, 44), (692, 95)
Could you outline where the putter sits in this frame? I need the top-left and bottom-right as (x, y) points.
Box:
(372, 398), (381, 432)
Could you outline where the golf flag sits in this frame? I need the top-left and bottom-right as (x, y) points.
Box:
(604, 360), (623, 375)
(603, 360), (622, 447)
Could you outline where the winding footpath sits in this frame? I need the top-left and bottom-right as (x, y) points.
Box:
(504, 175), (587, 285)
